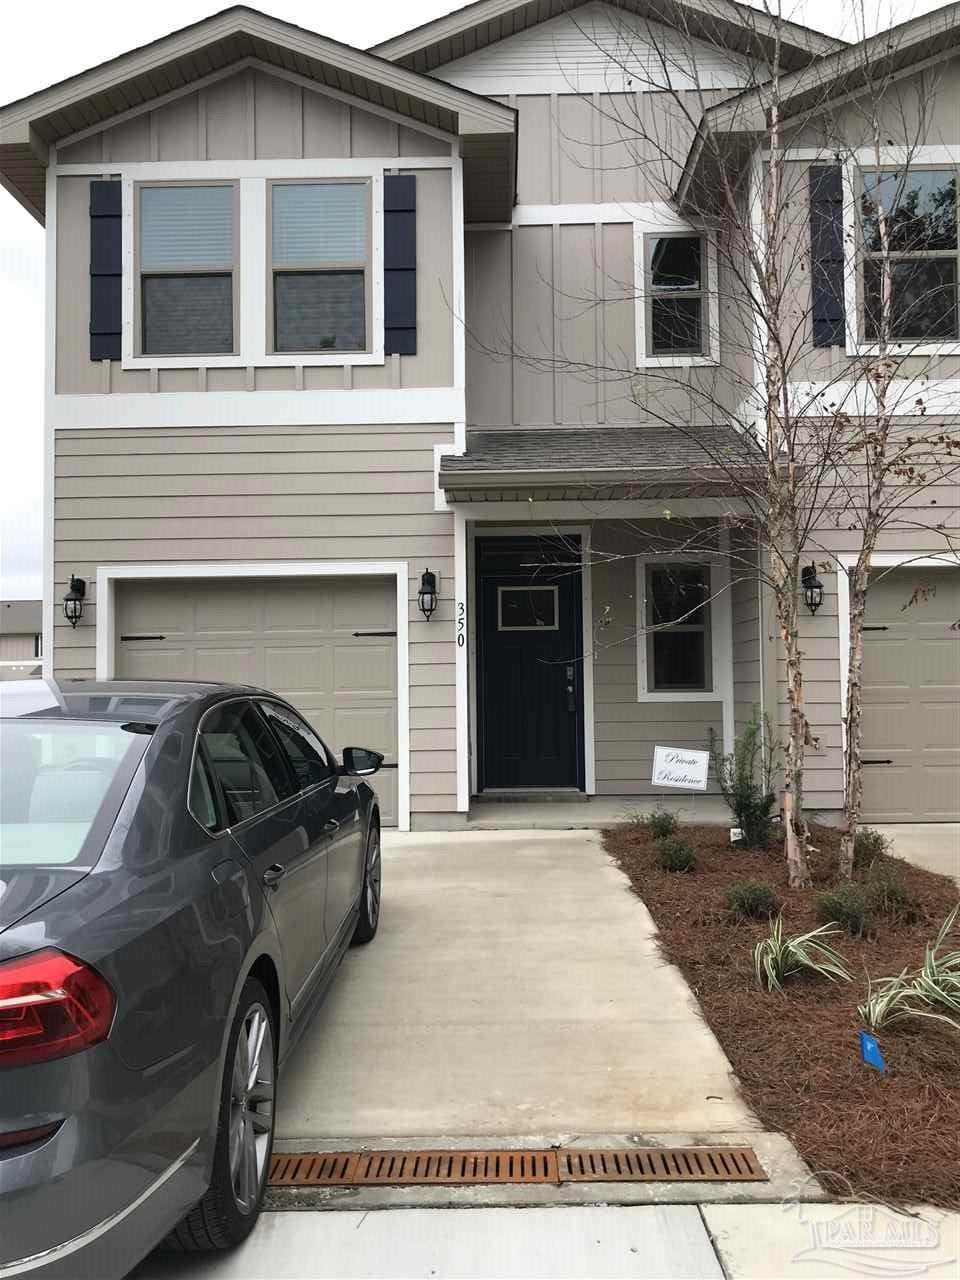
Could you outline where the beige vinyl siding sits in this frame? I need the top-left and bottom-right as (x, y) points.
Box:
(465, 216), (746, 428)
(731, 535), (762, 739)
(514, 91), (730, 205)
(55, 67), (454, 394)
(0, 635), (38, 660)
(590, 520), (724, 796)
(53, 422), (457, 818)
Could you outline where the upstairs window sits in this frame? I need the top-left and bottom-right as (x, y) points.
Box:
(138, 184), (236, 355)
(645, 233), (706, 356)
(270, 181), (369, 353)
(645, 563), (712, 693)
(862, 169), (959, 342)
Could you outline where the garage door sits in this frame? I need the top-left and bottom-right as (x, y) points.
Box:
(116, 577), (398, 825)
(861, 567), (960, 822)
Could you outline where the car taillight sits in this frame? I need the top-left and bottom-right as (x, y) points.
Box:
(0, 949), (114, 1068)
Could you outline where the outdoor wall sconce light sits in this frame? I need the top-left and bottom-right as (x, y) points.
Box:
(801, 563), (824, 615)
(63, 576), (87, 628)
(417, 568), (438, 621)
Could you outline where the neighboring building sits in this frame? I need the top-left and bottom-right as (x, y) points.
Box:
(0, 600), (42, 678)
(0, 1), (955, 827)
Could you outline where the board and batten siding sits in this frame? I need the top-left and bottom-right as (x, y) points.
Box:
(589, 520), (742, 796)
(52, 423), (458, 818)
(54, 67), (454, 396)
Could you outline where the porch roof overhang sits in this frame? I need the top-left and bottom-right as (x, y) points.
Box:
(439, 426), (763, 503)
(0, 5), (517, 225)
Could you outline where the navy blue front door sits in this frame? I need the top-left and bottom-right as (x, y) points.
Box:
(476, 536), (584, 790)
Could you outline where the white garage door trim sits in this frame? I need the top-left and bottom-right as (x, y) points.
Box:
(836, 550), (960, 806)
(95, 560), (411, 831)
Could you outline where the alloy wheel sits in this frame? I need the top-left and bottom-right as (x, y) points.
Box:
(228, 1002), (275, 1215)
(366, 828), (381, 927)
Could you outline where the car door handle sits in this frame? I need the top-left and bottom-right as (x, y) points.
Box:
(262, 863), (287, 888)
(323, 819), (340, 833)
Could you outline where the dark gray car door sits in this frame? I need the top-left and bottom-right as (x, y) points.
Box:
(199, 699), (328, 1004)
(257, 701), (364, 943)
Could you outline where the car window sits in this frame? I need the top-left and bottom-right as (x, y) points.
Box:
(259, 702), (336, 791)
(199, 701), (296, 826)
(188, 746), (221, 832)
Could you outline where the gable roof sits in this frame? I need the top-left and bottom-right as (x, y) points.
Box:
(372, 0), (843, 75)
(0, 5), (516, 223)
(676, 2), (960, 210)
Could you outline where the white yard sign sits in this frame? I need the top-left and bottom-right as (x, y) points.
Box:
(651, 746), (709, 791)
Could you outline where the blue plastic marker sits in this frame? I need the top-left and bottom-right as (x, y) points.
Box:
(859, 1030), (886, 1073)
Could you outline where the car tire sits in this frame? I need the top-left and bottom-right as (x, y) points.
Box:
(163, 977), (276, 1253)
(351, 818), (381, 945)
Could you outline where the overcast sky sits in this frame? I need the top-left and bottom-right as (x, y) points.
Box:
(0, 0), (947, 601)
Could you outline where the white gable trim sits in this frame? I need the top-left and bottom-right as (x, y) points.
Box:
(432, 1), (756, 96)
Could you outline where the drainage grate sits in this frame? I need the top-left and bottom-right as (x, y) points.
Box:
(558, 1146), (765, 1183)
(269, 1145), (765, 1188)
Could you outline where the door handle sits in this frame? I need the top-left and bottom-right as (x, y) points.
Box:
(262, 863), (287, 888)
(566, 683), (576, 712)
(323, 819), (341, 833)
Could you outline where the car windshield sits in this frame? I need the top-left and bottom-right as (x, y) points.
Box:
(0, 720), (146, 867)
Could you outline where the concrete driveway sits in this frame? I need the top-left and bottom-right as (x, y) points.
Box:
(875, 824), (960, 886)
(276, 829), (756, 1141)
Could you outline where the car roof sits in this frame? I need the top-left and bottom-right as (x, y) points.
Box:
(0, 678), (269, 725)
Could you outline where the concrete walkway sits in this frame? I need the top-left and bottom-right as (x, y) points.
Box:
(276, 829), (756, 1139)
(136, 1203), (960, 1279)
(874, 823), (960, 886)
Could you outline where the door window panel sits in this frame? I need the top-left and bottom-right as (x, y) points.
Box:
(188, 748), (221, 832)
(497, 586), (559, 631)
(200, 702), (295, 825)
(259, 702), (336, 791)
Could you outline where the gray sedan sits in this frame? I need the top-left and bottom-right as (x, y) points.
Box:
(0, 679), (383, 1278)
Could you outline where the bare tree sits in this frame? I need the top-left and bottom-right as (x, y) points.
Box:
(465, 0), (960, 886)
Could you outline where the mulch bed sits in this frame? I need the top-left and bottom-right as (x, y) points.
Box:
(603, 822), (960, 1209)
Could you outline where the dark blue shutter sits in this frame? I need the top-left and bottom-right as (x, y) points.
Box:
(809, 165), (845, 347)
(89, 180), (122, 361)
(384, 174), (416, 356)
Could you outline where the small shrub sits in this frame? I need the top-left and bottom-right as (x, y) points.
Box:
(816, 884), (874, 936)
(754, 916), (852, 991)
(726, 880), (780, 920)
(709, 708), (778, 848)
(864, 860), (917, 922)
(644, 810), (679, 840)
(854, 827), (890, 871)
(859, 906), (960, 1032)
(656, 836), (696, 872)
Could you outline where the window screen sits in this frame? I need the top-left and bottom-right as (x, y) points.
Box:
(646, 564), (712, 692)
(271, 182), (368, 353)
(646, 235), (705, 356)
(139, 184), (235, 356)
(862, 169), (959, 341)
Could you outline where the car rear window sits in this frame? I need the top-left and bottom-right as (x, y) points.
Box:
(0, 720), (145, 866)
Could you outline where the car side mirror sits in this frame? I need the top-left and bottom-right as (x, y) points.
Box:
(341, 746), (384, 777)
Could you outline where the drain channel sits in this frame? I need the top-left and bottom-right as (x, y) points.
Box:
(269, 1146), (765, 1188)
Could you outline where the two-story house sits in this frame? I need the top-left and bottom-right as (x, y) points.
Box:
(0, 1), (956, 831)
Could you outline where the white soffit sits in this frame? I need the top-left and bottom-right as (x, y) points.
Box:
(430, 1), (758, 95)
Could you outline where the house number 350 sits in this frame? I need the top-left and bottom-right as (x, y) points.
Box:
(457, 601), (466, 647)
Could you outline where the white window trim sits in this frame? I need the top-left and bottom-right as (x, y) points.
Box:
(635, 554), (732, 706)
(120, 166), (385, 369)
(634, 226), (720, 368)
(94, 560), (412, 831)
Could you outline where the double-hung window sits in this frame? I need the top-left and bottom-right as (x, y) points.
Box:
(861, 168), (959, 343)
(270, 181), (369, 353)
(644, 233), (707, 357)
(138, 184), (237, 356)
(644, 563), (713, 694)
